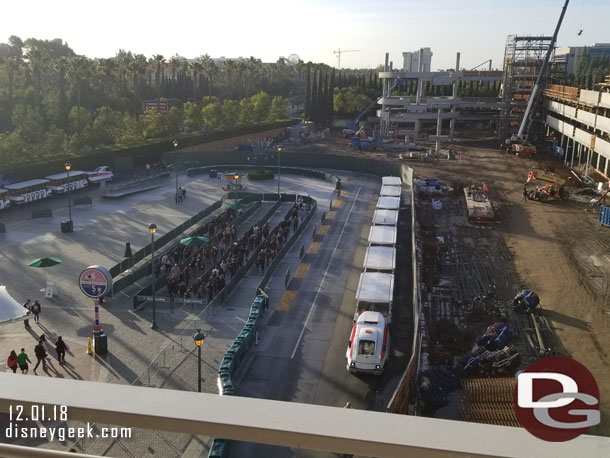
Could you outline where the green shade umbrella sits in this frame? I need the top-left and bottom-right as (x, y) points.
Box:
(180, 236), (209, 247)
(27, 257), (62, 268)
(27, 257), (62, 288)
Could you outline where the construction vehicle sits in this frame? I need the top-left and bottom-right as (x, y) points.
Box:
(525, 170), (569, 202)
(505, 0), (570, 148)
(343, 79), (404, 138)
(513, 143), (537, 157)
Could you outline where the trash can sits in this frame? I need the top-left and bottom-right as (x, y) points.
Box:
(93, 332), (108, 354)
(209, 169), (218, 178)
(60, 220), (73, 233)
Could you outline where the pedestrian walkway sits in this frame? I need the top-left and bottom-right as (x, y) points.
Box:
(0, 321), (100, 381)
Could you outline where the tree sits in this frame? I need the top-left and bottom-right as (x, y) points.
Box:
(221, 100), (240, 127)
(201, 102), (224, 129)
(91, 106), (122, 144)
(142, 109), (169, 139)
(12, 104), (44, 143)
(251, 91), (272, 122)
(68, 106), (92, 135)
(116, 113), (144, 144)
(268, 96), (289, 120)
(183, 101), (202, 133)
(238, 97), (256, 124)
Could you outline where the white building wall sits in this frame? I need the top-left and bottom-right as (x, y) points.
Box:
(600, 93), (610, 109)
(576, 110), (597, 128)
(580, 89), (600, 105)
(597, 116), (610, 135)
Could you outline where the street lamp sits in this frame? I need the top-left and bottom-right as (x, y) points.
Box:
(148, 223), (158, 330)
(173, 140), (179, 201)
(193, 329), (205, 392)
(277, 147), (281, 196)
(65, 162), (73, 231)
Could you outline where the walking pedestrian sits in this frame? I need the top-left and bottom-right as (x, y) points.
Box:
(521, 189), (528, 202)
(33, 340), (47, 374)
(22, 299), (31, 328)
(55, 336), (67, 363)
(17, 348), (31, 374)
(181, 187), (186, 199)
(32, 300), (41, 323)
(6, 350), (18, 373)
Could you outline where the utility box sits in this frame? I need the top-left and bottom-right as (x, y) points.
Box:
(599, 205), (610, 227)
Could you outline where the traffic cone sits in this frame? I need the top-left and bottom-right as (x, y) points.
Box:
(87, 337), (93, 355)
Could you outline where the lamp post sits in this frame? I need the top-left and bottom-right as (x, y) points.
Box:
(173, 140), (179, 200)
(277, 147), (281, 196)
(65, 162), (73, 231)
(148, 223), (158, 330)
(193, 329), (205, 392)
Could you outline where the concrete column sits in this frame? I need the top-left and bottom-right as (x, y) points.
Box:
(450, 109), (456, 141)
(414, 119), (420, 136)
(565, 137), (571, 164)
(384, 53), (389, 94)
(596, 150), (601, 170)
(436, 108), (442, 153)
(453, 53), (460, 99)
(418, 49), (424, 73)
(416, 78), (423, 105)
(577, 143), (582, 168)
(570, 140), (575, 169)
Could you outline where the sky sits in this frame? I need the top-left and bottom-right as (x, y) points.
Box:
(2, 0), (609, 71)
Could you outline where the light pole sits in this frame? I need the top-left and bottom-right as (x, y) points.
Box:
(148, 223), (158, 330)
(65, 162), (73, 231)
(173, 140), (179, 200)
(277, 147), (281, 196)
(193, 329), (205, 392)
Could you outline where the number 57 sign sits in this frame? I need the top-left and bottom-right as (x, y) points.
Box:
(79, 265), (113, 298)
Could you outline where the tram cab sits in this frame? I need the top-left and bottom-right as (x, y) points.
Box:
(346, 311), (389, 375)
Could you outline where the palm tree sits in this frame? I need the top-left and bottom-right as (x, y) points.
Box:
(67, 55), (92, 132)
(152, 54), (165, 94)
(199, 54), (218, 98)
(129, 54), (148, 113)
(191, 58), (204, 100)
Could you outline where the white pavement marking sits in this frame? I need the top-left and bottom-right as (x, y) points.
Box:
(235, 316), (247, 324)
(290, 187), (362, 360)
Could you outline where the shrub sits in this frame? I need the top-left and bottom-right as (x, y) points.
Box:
(248, 169), (275, 181)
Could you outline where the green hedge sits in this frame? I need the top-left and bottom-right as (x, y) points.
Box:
(247, 169), (275, 181)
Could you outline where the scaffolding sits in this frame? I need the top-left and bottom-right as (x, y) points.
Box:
(499, 35), (554, 141)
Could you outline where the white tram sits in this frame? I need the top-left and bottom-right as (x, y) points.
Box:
(4, 179), (51, 204)
(45, 171), (88, 194)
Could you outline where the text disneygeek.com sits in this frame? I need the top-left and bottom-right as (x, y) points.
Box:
(5, 422), (132, 442)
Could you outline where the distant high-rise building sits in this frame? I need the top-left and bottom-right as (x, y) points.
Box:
(402, 48), (433, 72)
(554, 43), (610, 78)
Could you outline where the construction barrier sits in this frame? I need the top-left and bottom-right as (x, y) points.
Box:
(73, 195), (93, 206)
(32, 208), (52, 219)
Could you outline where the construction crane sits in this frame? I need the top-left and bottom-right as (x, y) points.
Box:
(514, 0), (570, 143)
(470, 59), (492, 71)
(333, 48), (359, 70)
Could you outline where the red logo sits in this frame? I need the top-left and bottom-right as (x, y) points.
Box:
(514, 356), (600, 441)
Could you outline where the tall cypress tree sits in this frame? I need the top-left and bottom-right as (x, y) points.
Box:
(310, 70), (318, 122)
(305, 63), (311, 120)
(316, 70), (324, 123)
(328, 70), (336, 124)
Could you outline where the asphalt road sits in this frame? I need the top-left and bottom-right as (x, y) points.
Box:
(229, 173), (413, 458)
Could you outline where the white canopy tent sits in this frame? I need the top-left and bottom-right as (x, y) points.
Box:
(376, 196), (400, 210)
(382, 176), (402, 186)
(355, 272), (394, 303)
(0, 286), (28, 324)
(363, 246), (396, 271)
(380, 185), (401, 197)
(368, 226), (397, 245)
(373, 209), (398, 226)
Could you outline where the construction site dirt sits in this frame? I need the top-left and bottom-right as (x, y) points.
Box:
(290, 135), (610, 436)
